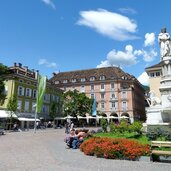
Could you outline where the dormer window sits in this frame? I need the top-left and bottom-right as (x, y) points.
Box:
(63, 80), (68, 83)
(90, 76), (95, 81)
(19, 79), (23, 83)
(100, 75), (105, 80)
(81, 78), (86, 82)
(55, 81), (59, 84)
(71, 79), (76, 83)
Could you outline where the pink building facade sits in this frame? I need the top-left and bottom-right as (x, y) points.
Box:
(50, 67), (146, 123)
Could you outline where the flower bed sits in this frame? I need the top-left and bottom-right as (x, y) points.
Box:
(80, 137), (150, 160)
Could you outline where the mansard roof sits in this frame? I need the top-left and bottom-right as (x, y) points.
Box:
(50, 66), (138, 84)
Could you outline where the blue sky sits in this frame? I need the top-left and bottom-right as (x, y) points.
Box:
(0, 0), (170, 85)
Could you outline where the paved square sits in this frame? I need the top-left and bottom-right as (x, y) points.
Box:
(0, 129), (171, 171)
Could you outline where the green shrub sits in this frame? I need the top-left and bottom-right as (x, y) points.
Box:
(101, 118), (107, 132)
(129, 121), (142, 135)
(109, 121), (115, 133)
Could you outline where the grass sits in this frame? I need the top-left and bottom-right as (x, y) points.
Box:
(94, 132), (150, 145)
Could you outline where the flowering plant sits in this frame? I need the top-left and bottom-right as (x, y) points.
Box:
(80, 137), (150, 160)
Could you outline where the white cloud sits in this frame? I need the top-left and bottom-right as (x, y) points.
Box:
(77, 9), (138, 41)
(142, 49), (157, 62)
(38, 58), (57, 68)
(137, 72), (149, 85)
(144, 33), (155, 47)
(118, 8), (137, 14)
(42, 0), (56, 10)
(97, 45), (142, 68)
(96, 60), (111, 68)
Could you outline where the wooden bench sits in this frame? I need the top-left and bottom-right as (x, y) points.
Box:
(151, 141), (171, 162)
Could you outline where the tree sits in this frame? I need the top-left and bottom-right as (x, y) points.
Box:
(0, 63), (10, 105)
(63, 89), (93, 120)
(7, 95), (18, 130)
(49, 101), (59, 126)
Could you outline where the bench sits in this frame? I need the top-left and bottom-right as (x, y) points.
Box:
(151, 141), (171, 162)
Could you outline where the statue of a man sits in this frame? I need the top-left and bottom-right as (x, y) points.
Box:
(158, 28), (171, 59)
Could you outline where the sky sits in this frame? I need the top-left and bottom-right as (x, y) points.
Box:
(0, 0), (171, 85)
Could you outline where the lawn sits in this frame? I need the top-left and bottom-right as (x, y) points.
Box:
(94, 132), (150, 145)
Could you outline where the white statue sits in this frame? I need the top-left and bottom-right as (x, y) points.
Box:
(147, 91), (161, 107)
(158, 28), (171, 59)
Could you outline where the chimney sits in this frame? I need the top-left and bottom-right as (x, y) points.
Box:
(18, 63), (22, 67)
(53, 72), (56, 76)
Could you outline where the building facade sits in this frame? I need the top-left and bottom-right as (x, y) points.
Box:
(0, 63), (63, 129)
(145, 62), (162, 99)
(50, 67), (146, 123)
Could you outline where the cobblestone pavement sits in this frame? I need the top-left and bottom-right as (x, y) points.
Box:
(0, 128), (171, 171)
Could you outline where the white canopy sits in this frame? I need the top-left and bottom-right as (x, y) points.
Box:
(0, 110), (17, 118)
(18, 117), (40, 122)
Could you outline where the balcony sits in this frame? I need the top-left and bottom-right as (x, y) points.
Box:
(110, 97), (118, 101)
(110, 107), (118, 112)
(121, 97), (128, 101)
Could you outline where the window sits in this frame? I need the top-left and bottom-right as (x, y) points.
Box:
(121, 91), (127, 98)
(42, 105), (49, 113)
(81, 78), (86, 82)
(33, 90), (37, 98)
(111, 102), (115, 108)
(44, 94), (50, 102)
(122, 101), (127, 111)
(80, 85), (85, 92)
(156, 72), (161, 77)
(111, 83), (114, 89)
(100, 75), (105, 80)
(26, 88), (32, 97)
(111, 93), (115, 99)
(90, 76), (95, 81)
(32, 102), (36, 112)
(150, 72), (155, 77)
(101, 83), (105, 90)
(90, 84), (94, 90)
(101, 93), (105, 99)
(27, 81), (31, 85)
(63, 80), (68, 83)
(91, 94), (94, 99)
(101, 102), (105, 109)
(24, 101), (29, 112)
(18, 86), (24, 96)
(19, 79), (23, 83)
(71, 79), (76, 83)
(17, 100), (22, 111)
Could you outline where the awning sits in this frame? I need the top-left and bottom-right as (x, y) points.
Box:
(18, 117), (40, 122)
(55, 117), (66, 120)
(0, 110), (18, 118)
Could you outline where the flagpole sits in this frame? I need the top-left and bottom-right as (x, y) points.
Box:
(34, 71), (39, 133)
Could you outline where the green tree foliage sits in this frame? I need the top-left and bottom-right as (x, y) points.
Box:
(63, 89), (93, 118)
(7, 95), (18, 130)
(0, 63), (10, 105)
(49, 101), (57, 120)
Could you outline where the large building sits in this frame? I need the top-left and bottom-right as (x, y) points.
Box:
(0, 63), (63, 129)
(50, 66), (146, 123)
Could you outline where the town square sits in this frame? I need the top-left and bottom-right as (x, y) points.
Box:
(0, 0), (171, 170)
